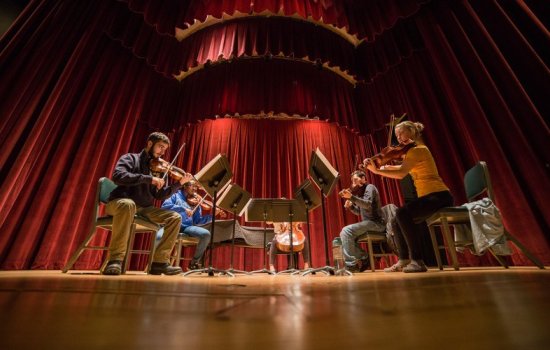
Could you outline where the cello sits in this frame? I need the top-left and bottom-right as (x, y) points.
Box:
(274, 222), (306, 253)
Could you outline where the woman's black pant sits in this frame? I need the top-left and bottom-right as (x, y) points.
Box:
(394, 191), (453, 261)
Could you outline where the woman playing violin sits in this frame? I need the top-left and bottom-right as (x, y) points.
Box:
(365, 121), (453, 273)
(161, 180), (226, 270)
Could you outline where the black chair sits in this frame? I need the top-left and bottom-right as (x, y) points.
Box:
(426, 161), (544, 270)
(62, 177), (160, 274)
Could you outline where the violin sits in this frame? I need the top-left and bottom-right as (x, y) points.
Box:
(358, 113), (415, 169)
(149, 158), (189, 182)
(361, 142), (416, 169)
(338, 183), (366, 198)
(275, 222), (306, 253)
(187, 190), (228, 218)
(187, 193), (213, 211)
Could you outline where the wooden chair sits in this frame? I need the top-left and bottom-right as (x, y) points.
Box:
(170, 233), (200, 268)
(426, 161), (544, 270)
(357, 232), (394, 272)
(62, 177), (160, 274)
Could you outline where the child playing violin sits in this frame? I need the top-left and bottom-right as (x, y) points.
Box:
(162, 180), (226, 270)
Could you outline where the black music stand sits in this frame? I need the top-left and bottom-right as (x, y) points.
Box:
(270, 199), (307, 275)
(303, 147), (341, 276)
(184, 154), (232, 277)
(294, 179), (324, 276)
(245, 199), (277, 275)
(217, 183), (252, 275)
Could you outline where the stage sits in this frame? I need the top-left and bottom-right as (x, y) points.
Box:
(1, 268), (549, 349)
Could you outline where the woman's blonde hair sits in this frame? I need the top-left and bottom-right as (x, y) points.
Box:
(395, 121), (424, 141)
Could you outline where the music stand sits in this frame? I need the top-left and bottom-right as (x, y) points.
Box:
(245, 199), (277, 275)
(217, 183), (252, 275)
(184, 154), (232, 277)
(303, 147), (341, 276)
(270, 199), (307, 274)
(294, 179), (324, 276)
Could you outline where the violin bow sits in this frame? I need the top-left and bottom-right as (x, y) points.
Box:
(161, 142), (186, 182)
(189, 178), (230, 216)
(385, 113), (408, 147)
(189, 194), (207, 215)
(386, 114), (395, 148)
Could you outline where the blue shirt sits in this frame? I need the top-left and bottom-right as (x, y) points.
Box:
(161, 190), (212, 228)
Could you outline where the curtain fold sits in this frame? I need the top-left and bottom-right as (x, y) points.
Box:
(168, 119), (380, 270)
(0, 22), (182, 268)
(105, 8), (357, 79)
(172, 58), (359, 129)
(354, 0), (550, 266)
(119, 0), (429, 42)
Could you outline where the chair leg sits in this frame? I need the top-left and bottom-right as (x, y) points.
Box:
(62, 226), (99, 273)
(122, 224), (137, 274)
(440, 218), (460, 271)
(145, 230), (157, 273)
(504, 230), (545, 269)
(99, 256), (109, 273)
(367, 239), (376, 272)
(175, 239), (183, 267)
(428, 225), (443, 270)
(488, 248), (509, 268)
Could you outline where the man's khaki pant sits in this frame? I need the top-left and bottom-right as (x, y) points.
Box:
(105, 198), (181, 263)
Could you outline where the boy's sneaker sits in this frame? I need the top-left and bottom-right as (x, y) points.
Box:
(188, 261), (202, 271)
(359, 257), (371, 272)
(345, 264), (361, 273)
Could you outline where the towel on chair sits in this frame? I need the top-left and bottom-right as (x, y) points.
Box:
(454, 198), (511, 255)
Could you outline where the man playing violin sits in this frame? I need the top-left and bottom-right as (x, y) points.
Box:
(104, 132), (193, 275)
(338, 170), (385, 272)
(162, 180), (226, 270)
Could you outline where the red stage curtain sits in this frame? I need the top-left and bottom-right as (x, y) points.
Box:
(172, 59), (359, 129)
(165, 118), (384, 270)
(0, 20), (182, 269)
(354, 1), (550, 266)
(104, 8), (357, 79)
(176, 0), (428, 41)
(120, 0), (429, 41)
(0, 0), (548, 271)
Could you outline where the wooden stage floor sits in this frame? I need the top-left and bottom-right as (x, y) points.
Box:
(1, 267), (549, 349)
